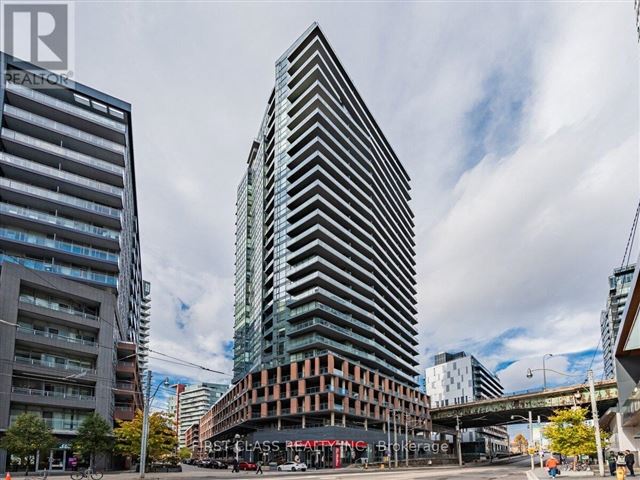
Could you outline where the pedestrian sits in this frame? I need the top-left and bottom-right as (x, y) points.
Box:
(232, 458), (239, 473)
(609, 451), (618, 476)
(626, 450), (636, 477)
(546, 456), (560, 479)
(255, 460), (263, 475)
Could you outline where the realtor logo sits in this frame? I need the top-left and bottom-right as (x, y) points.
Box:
(1, 1), (74, 74)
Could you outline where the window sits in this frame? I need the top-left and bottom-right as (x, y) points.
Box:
(109, 107), (124, 119)
(73, 94), (90, 107)
(91, 101), (108, 113)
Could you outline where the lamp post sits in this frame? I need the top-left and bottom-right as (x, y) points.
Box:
(511, 413), (534, 470)
(140, 371), (169, 479)
(455, 415), (462, 466)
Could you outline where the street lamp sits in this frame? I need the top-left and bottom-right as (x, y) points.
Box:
(140, 372), (169, 479)
(511, 413), (534, 471)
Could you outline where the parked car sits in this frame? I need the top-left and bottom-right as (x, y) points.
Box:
(212, 460), (228, 469)
(277, 461), (307, 472)
(239, 461), (257, 471)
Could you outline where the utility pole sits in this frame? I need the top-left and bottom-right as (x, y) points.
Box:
(528, 411), (534, 471)
(393, 411), (398, 468)
(455, 415), (462, 466)
(537, 415), (543, 469)
(588, 370), (605, 477)
(140, 370), (152, 479)
(386, 411), (391, 469)
(405, 414), (409, 467)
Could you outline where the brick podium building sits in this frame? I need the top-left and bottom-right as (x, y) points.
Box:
(200, 24), (432, 468)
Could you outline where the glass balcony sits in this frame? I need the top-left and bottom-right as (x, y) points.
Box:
(0, 227), (119, 263)
(3, 105), (125, 154)
(10, 415), (83, 431)
(19, 292), (99, 321)
(5, 82), (126, 132)
(17, 325), (97, 347)
(11, 386), (95, 401)
(0, 152), (123, 196)
(14, 356), (96, 374)
(1, 128), (124, 175)
(0, 202), (120, 242)
(0, 177), (121, 219)
(0, 252), (118, 287)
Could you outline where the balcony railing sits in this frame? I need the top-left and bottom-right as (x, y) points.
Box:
(11, 386), (95, 401)
(0, 177), (121, 219)
(3, 104), (125, 154)
(17, 325), (96, 346)
(10, 415), (83, 431)
(1, 128), (124, 175)
(0, 227), (119, 263)
(0, 151), (123, 196)
(19, 293), (99, 321)
(14, 356), (96, 374)
(1, 202), (120, 241)
(0, 252), (118, 287)
(6, 82), (126, 132)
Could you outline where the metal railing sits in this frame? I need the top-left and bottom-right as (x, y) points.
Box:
(19, 293), (99, 320)
(6, 81), (126, 132)
(16, 325), (96, 346)
(11, 386), (95, 401)
(1, 202), (120, 241)
(0, 253), (118, 287)
(14, 356), (96, 374)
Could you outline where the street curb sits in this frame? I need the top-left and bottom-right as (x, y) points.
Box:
(526, 470), (540, 480)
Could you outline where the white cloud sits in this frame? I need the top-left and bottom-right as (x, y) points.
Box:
(69, 3), (638, 384)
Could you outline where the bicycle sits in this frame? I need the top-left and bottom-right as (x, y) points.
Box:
(70, 467), (103, 479)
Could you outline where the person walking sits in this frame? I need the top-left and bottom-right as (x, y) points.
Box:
(232, 458), (239, 473)
(609, 451), (618, 476)
(546, 456), (560, 478)
(626, 450), (636, 476)
(255, 460), (263, 475)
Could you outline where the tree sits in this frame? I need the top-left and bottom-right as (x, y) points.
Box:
(0, 413), (57, 475)
(113, 411), (177, 464)
(72, 413), (113, 469)
(513, 433), (528, 454)
(543, 407), (609, 467)
(178, 447), (192, 461)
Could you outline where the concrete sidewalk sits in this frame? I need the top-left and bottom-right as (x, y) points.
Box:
(526, 467), (597, 479)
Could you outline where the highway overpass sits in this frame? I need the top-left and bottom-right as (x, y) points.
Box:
(431, 379), (618, 429)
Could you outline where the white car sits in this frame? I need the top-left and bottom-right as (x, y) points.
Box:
(277, 461), (307, 472)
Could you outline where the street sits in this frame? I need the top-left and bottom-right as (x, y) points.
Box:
(73, 457), (532, 480)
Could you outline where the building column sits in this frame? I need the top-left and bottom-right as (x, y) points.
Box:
(302, 415), (306, 429)
(277, 418), (281, 431)
(330, 412), (335, 426)
(342, 414), (346, 427)
(364, 418), (368, 431)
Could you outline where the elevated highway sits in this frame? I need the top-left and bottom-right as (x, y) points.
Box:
(431, 379), (618, 429)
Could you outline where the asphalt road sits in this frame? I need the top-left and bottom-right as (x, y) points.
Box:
(170, 457), (532, 480)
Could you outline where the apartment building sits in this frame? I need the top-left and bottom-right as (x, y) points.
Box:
(0, 54), (148, 473)
(426, 352), (509, 459)
(177, 383), (227, 447)
(600, 264), (635, 379)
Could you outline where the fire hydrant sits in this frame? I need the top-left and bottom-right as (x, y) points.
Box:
(617, 466), (626, 480)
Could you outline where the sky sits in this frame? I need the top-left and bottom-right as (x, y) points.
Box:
(69, 2), (639, 409)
